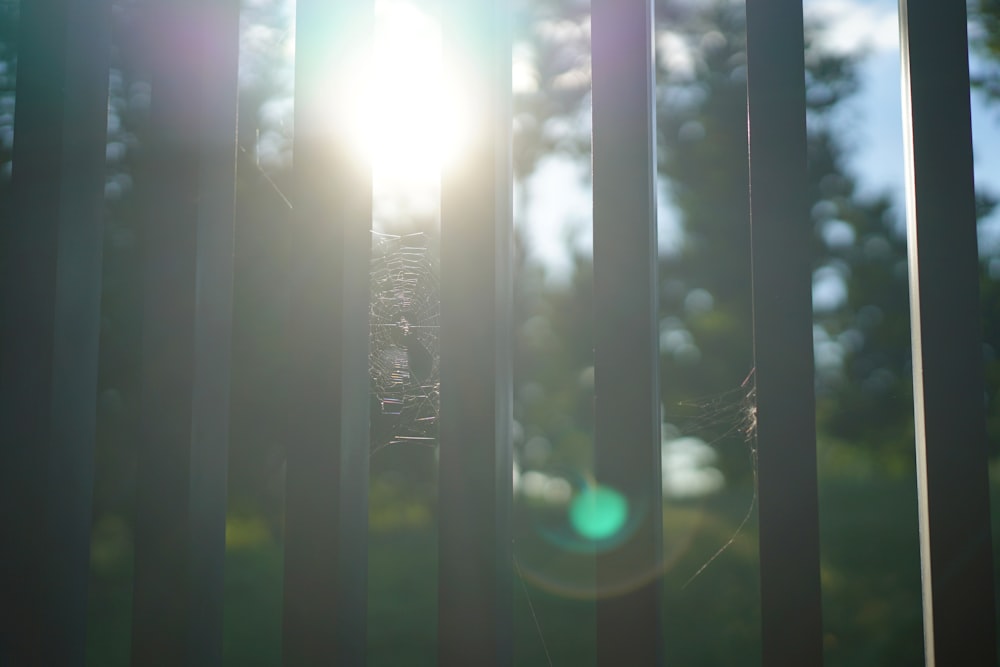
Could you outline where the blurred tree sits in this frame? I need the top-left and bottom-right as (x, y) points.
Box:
(970, 0), (1000, 455)
(656, 2), (925, 477)
(0, 1), (18, 355)
(1, 0), (991, 555)
(0, 1), (13, 179)
(508, 0), (921, 481)
(652, 0), (1000, 473)
(971, 0), (1000, 104)
(90, 2), (149, 522)
(654, 1), (759, 451)
(510, 0), (1000, 480)
(1, 0), (996, 664)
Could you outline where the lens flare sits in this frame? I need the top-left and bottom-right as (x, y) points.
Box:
(569, 485), (628, 540)
(513, 462), (702, 599)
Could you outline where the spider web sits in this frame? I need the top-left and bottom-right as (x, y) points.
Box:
(369, 231), (440, 453)
(673, 368), (758, 588)
(674, 368), (757, 446)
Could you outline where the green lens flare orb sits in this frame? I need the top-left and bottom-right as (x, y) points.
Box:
(569, 484), (628, 540)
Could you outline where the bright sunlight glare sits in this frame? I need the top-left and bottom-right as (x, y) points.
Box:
(351, 0), (467, 217)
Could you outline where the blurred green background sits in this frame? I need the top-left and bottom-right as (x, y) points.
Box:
(4, 0), (1000, 664)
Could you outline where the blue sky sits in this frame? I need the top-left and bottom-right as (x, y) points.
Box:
(518, 0), (1000, 281)
(820, 0), (1000, 248)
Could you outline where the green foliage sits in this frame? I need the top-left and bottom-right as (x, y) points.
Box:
(3, 0), (998, 661)
(655, 0), (757, 428)
(511, 0), (592, 176)
(971, 0), (1000, 103)
(982, 264), (1000, 457)
(0, 5), (15, 359)
(80, 468), (945, 666)
(651, 0), (916, 473)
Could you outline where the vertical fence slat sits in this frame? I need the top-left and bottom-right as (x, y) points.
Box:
(281, 0), (372, 663)
(188, 4), (241, 661)
(438, 0), (513, 662)
(744, 1), (824, 665)
(0, 0), (110, 663)
(129, 1), (239, 664)
(899, 1), (998, 664)
(590, 0), (662, 664)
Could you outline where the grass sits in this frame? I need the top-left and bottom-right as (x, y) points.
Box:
(84, 468), (1000, 666)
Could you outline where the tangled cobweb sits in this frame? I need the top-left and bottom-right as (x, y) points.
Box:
(369, 232), (440, 453)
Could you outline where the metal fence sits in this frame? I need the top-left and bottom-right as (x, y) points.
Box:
(0, 0), (994, 665)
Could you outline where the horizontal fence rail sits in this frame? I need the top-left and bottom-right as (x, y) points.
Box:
(0, 0), (996, 665)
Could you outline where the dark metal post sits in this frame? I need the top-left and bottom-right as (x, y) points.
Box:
(438, 0), (513, 663)
(129, 1), (239, 664)
(744, 0), (824, 665)
(0, 0), (110, 664)
(590, 0), (662, 664)
(899, 1), (998, 664)
(280, 0), (372, 664)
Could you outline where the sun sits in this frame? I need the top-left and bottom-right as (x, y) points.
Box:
(350, 0), (467, 217)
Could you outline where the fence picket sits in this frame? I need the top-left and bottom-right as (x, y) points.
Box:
(130, 1), (239, 664)
(744, 0), (824, 664)
(591, 0), (663, 664)
(280, 0), (373, 664)
(0, 0), (111, 663)
(899, 1), (998, 663)
(438, 0), (513, 662)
